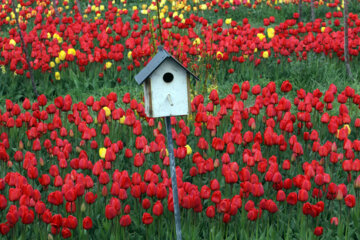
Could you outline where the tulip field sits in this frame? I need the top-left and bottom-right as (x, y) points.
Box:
(1, 0), (360, 239)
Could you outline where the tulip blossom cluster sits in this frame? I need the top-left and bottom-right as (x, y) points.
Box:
(0, 0), (359, 85)
(0, 80), (359, 238)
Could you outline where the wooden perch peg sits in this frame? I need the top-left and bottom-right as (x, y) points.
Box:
(167, 94), (174, 106)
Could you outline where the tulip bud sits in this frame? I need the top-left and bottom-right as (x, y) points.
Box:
(69, 129), (74, 137)
(76, 146), (82, 153)
(19, 140), (24, 150)
(319, 158), (324, 165)
(336, 190), (343, 200)
(291, 153), (296, 162)
(157, 121), (162, 130)
(80, 140), (85, 147)
(81, 202), (86, 212)
(211, 130), (216, 137)
(355, 176), (360, 189)
(102, 186), (108, 197)
(262, 116), (267, 123)
(48, 234), (54, 240)
(331, 142), (337, 152)
(214, 158), (220, 168)
(27, 141), (31, 147)
(143, 145), (150, 154)
(40, 158), (45, 167)
(7, 161), (12, 168)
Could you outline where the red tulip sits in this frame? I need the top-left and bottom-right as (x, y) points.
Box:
(286, 192), (298, 205)
(22, 98), (31, 110)
(42, 210), (52, 224)
(210, 179), (220, 191)
(99, 172), (110, 185)
(280, 80), (292, 92)
(134, 153), (145, 167)
(6, 210), (18, 225)
(142, 212), (153, 225)
(251, 85), (261, 95)
(9, 188), (21, 202)
(83, 216), (93, 230)
(47, 191), (63, 206)
(105, 205), (117, 220)
(120, 215), (131, 227)
(247, 208), (259, 221)
(330, 217), (339, 226)
(211, 190), (221, 204)
(218, 199), (231, 213)
(0, 195), (8, 210)
(64, 189), (77, 202)
(298, 189), (309, 202)
(51, 214), (63, 228)
(32, 138), (41, 151)
(37, 94), (47, 106)
(206, 206), (215, 218)
(232, 84), (240, 94)
(313, 226), (323, 236)
(344, 194), (356, 208)
(61, 227), (72, 239)
(35, 201), (46, 215)
(265, 200), (278, 213)
(152, 201), (164, 216)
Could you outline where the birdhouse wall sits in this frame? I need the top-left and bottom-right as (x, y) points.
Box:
(145, 58), (190, 118)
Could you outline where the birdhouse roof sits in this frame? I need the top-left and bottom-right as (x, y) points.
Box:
(134, 46), (199, 85)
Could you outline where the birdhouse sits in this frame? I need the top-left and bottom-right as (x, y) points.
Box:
(135, 46), (199, 118)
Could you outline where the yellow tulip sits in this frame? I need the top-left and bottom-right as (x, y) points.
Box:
(99, 147), (106, 159)
(59, 50), (66, 61)
(103, 107), (111, 117)
(185, 145), (192, 155)
(267, 28), (275, 38)
(225, 18), (232, 25)
(262, 51), (269, 58)
(55, 72), (61, 80)
(9, 39), (16, 46)
(105, 62), (112, 69)
(257, 33), (266, 41)
(67, 48), (76, 56)
(119, 116), (125, 124)
(193, 38), (201, 45)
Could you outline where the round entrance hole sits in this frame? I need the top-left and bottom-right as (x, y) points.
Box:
(163, 72), (174, 83)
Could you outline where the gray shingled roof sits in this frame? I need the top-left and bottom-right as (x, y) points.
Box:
(134, 46), (199, 85)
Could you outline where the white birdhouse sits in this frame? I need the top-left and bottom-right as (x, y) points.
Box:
(135, 46), (199, 118)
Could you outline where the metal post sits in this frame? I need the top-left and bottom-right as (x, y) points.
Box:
(164, 116), (182, 240)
